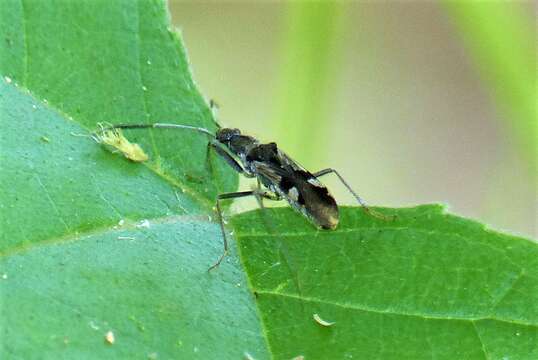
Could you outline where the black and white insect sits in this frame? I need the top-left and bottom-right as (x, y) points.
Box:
(98, 121), (384, 270)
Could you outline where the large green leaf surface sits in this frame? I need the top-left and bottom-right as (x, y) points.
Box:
(0, 0), (263, 359)
(1, 1), (536, 359)
(0, 80), (265, 358)
(233, 206), (537, 359)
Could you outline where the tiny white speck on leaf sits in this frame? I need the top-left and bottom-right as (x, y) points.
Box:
(244, 352), (255, 360)
(142, 85), (148, 91)
(105, 330), (115, 344)
(137, 219), (151, 229)
(118, 219), (125, 226)
(1, 273), (7, 280)
(146, 60), (152, 65)
(4, 76), (12, 84)
(313, 313), (335, 327)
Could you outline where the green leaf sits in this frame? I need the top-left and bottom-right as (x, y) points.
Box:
(1, 1), (536, 359)
(232, 206), (537, 359)
(0, 0), (264, 358)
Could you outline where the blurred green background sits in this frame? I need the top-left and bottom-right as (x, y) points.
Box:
(170, 1), (536, 238)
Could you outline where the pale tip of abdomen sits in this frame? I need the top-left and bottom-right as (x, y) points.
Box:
(319, 212), (339, 230)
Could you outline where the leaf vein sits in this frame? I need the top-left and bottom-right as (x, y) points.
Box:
(489, 269), (525, 313)
(0, 214), (212, 259)
(472, 322), (490, 360)
(34, 173), (71, 232)
(255, 290), (537, 328)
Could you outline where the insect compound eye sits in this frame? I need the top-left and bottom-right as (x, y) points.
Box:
(216, 128), (241, 142)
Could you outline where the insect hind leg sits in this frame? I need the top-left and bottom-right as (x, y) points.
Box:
(313, 168), (393, 221)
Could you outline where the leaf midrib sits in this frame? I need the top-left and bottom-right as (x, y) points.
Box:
(256, 290), (537, 328)
(0, 213), (212, 259)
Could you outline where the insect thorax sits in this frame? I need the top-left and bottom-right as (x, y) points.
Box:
(217, 129), (258, 160)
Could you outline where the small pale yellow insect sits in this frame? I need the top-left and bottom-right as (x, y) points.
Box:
(93, 125), (148, 162)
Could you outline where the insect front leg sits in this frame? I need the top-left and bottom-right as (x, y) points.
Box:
(313, 168), (393, 220)
(205, 141), (255, 191)
(210, 142), (253, 176)
(209, 190), (279, 272)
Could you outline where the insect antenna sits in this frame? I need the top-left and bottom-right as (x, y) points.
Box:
(98, 123), (216, 139)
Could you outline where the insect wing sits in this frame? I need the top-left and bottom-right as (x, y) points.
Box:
(253, 156), (339, 230)
(288, 171), (339, 230)
(251, 160), (284, 189)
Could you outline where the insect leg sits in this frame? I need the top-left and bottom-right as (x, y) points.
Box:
(209, 190), (276, 271)
(253, 180), (282, 209)
(205, 142), (255, 195)
(255, 178), (265, 209)
(312, 168), (391, 220)
(210, 142), (253, 176)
